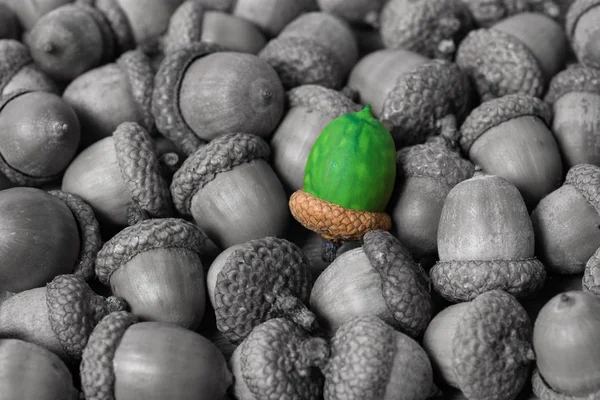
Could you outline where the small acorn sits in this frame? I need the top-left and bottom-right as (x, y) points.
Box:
(0, 4), (20, 40)
(81, 311), (232, 400)
(460, 94), (563, 208)
(531, 164), (600, 274)
(0, 274), (126, 360)
(566, 0), (600, 69)
(0, 40), (57, 95)
(423, 290), (535, 400)
(259, 11), (359, 90)
(232, 0), (317, 37)
(456, 12), (568, 100)
(5, 0), (72, 31)
(532, 291), (600, 399)
(316, 0), (385, 27)
(459, 0), (561, 27)
(0, 339), (79, 400)
(430, 172), (546, 302)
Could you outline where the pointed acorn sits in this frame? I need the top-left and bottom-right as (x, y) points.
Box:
(0, 40), (57, 96)
(566, 0), (600, 69)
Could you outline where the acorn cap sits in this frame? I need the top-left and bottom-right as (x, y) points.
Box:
(95, 218), (212, 285)
(362, 230), (432, 338)
(0, 40), (32, 94)
(565, 163), (600, 215)
(116, 50), (155, 133)
(380, 59), (472, 147)
(80, 311), (138, 400)
(565, 0), (600, 41)
(287, 84), (362, 120)
(460, 93), (552, 153)
(455, 28), (544, 101)
(152, 41), (224, 156)
(46, 274), (127, 360)
(453, 290), (534, 400)
(545, 64), (600, 105)
(170, 132), (270, 215)
(213, 237), (311, 343)
(48, 190), (102, 281)
(583, 246), (600, 295)
(531, 368), (583, 400)
(163, 1), (205, 55)
(95, 0), (135, 53)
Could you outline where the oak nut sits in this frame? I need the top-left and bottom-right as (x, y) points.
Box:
(423, 290), (535, 400)
(545, 64), (600, 168)
(0, 4), (20, 40)
(259, 12), (358, 90)
(532, 164), (600, 274)
(81, 311), (232, 400)
(232, 0), (317, 37)
(566, 0), (600, 69)
(0, 40), (57, 95)
(532, 291), (600, 399)
(316, 0), (384, 27)
(430, 173), (546, 302)
(456, 12), (568, 100)
(522, 274), (583, 321)
(5, 0), (72, 31)
(0, 274), (126, 360)
(459, 0), (561, 27)
(460, 94), (563, 208)
(0, 339), (79, 400)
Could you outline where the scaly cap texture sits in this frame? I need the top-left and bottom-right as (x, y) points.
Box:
(287, 85), (362, 120)
(583, 246), (600, 295)
(163, 1), (205, 55)
(565, 163), (600, 215)
(545, 64), (600, 104)
(116, 50), (155, 133)
(461, 0), (559, 27)
(95, 0), (135, 53)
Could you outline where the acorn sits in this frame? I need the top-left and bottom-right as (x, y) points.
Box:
(392, 115), (475, 260)
(0, 274), (126, 361)
(316, 0), (385, 27)
(459, 0), (561, 27)
(0, 188), (101, 292)
(347, 50), (472, 146)
(271, 84), (362, 192)
(460, 94), (563, 208)
(0, 4), (20, 40)
(230, 318), (328, 400)
(531, 164), (600, 275)
(532, 291), (600, 399)
(423, 290), (534, 400)
(522, 273), (583, 321)
(62, 122), (173, 229)
(566, 0), (600, 69)
(5, 0), (72, 31)
(232, 0), (317, 37)
(456, 12), (568, 100)
(0, 40), (57, 95)
(259, 11), (359, 90)
(430, 172), (546, 302)
(81, 311), (232, 400)
(0, 339), (79, 400)
(380, 0), (474, 60)
(325, 315), (438, 400)
(62, 49), (155, 149)
(95, 218), (213, 330)
(153, 43), (284, 155)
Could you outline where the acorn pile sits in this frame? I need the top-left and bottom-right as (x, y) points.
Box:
(1, 0), (600, 399)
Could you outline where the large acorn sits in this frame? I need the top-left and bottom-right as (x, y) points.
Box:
(316, 0), (384, 26)
(456, 12), (568, 100)
(0, 40), (57, 96)
(0, 4), (20, 40)
(430, 172), (546, 302)
(5, 0), (72, 31)
(460, 94), (563, 208)
(423, 290), (535, 400)
(232, 0), (317, 37)
(532, 164), (600, 275)
(566, 0), (600, 69)
(459, 0), (560, 27)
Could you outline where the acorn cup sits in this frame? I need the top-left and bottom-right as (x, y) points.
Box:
(259, 11), (358, 90)
(0, 40), (58, 96)
(380, 0), (474, 60)
(0, 188), (101, 292)
(347, 50), (472, 146)
(566, 0), (600, 69)
(316, 0), (385, 27)
(0, 339), (79, 400)
(81, 312), (232, 400)
(232, 0), (317, 38)
(0, 4), (20, 40)
(95, 218), (214, 330)
(583, 247), (600, 295)
(5, 0), (72, 31)
(456, 12), (568, 101)
(62, 122), (173, 230)
(532, 291), (600, 399)
(430, 172), (546, 302)
(153, 42), (284, 155)
(532, 164), (600, 275)
(460, 94), (563, 208)
(62, 49), (155, 149)
(459, 0), (561, 27)
(0, 274), (126, 361)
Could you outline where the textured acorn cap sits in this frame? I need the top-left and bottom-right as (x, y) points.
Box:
(362, 230), (432, 338)
(95, 0), (135, 53)
(460, 93), (552, 152)
(455, 28), (544, 101)
(152, 41), (224, 156)
(213, 237), (311, 343)
(287, 84), (362, 120)
(95, 218), (213, 285)
(545, 64), (600, 105)
(0, 40), (32, 94)
(583, 246), (600, 295)
(163, 1), (205, 55)
(170, 132), (270, 215)
(116, 50), (155, 133)
(565, 163), (600, 215)
(565, 0), (600, 41)
(531, 368), (588, 400)
(461, 0), (560, 27)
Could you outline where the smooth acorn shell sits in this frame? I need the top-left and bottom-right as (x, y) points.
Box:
(232, 0), (316, 37)
(572, 5), (600, 69)
(0, 188), (80, 292)
(2, 64), (58, 96)
(0, 4), (20, 40)
(468, 116), (563, 209)
(202, 11), (266, 54)
(6, 0), (72, 31)
(178, 52), (284, 141)
(113, 0), (182, 44)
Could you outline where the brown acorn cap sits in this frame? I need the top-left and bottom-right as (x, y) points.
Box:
(0, 40), (32, 94)
(213, 237), (312, 343)
(116, 50), (155, 133)
(565, 163), (600, 215)
(95, 218), (212, 285)
(455, 28), (544, 101)
(163, 1), (205, 55)
(287, 84), (362, 120)
(453, 290), (534, 400)
(362, 230), (432, 338)
(566, 0), (600, 41)
(460, 93), (552, 153)
(380, 59), (472, 147)
(170, 132), (270, 215)
(545, 64), (600, 105)
(583, 246), (600, 295)
(48, 190), (102, 281)
(80, 311), (137, 400)
(152, 41), (225, 156)
(94, 0), (135, 53)
(46, 274), (127, 360)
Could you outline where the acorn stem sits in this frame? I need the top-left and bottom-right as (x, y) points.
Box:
(322, 240), (343, 263)
(159, 152), (181, 179)
(436, 115), (459, 148)
(296, 337), (330, 376)
(43, 41), (57, 54)
(271, 294), (317, 333)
